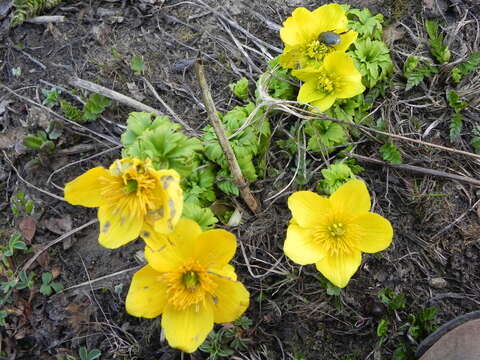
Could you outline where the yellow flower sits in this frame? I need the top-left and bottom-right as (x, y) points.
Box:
(279, 4), (358, 69)
(126, 219), (250, 353)
(283, 179), (393, 288)
(64, 158), (183, 249)
(292, 51), (365, 111)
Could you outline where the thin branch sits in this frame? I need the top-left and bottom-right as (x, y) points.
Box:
(194, 61), (260, 213)
(68, 77), (164, 117)
(348, 153), (480, 187)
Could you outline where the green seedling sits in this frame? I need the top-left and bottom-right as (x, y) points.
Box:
(379, 143), (402, 164)
(378, 288), (406, 312)
(79, 347), (102, 360)
(229, 77), (250, 100)
(200, 316), (253, 359)
(447, 90), (468, 140)
(425, 20), (451, 64)
(82, 93), (111, 122)
(39, 272), (64, 296)
(130, 55), (145, 75)
(23, 130), (55, 153)
(403, 56), (438, 91)
(451, 51), (480, 83)
(42, 88), (61, 108)
(11, 191), (35, 217)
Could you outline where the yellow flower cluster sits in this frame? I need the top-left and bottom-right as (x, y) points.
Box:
(64, 158), (249, 353)
(279, 4), (365, 111)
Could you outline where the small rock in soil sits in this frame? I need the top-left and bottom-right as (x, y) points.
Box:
(429, 277), (447, 289)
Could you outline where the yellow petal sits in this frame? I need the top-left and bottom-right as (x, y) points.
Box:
(125, 265), (168, 318)
(312, 4), (348, 34)
(211, 278), (250, 323)
(161, 302), (214, 353)
(335, 30), (358, 52)
(145, 218), (202, 272)
(350, 213), (393, 253)
(311, 95), (337, 112)
(329, 179), (370, 216)
(335, 78), (366, 99)
(64, 167), (111, 207)
(284, 223), (325, 265)
(151, 170), (183, 234)
(210, 264), (237, 281)
(98, 204), (143, 249)
(315, 250), (362, 288)
(280, 7), (320, 47)
(297, 80), (324, 104)
(291, 67), (320, 82)
(288, 191), (331, 228)
(323, 52), (360, 77)
(140, 221), (169, 250)
(195, 229), (237, 268)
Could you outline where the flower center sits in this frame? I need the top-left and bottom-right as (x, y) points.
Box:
(328, 223), (345, 237)
(316, 72), (335, 93)
(313, 216), (353, 256)
(163, 258), (217, 310)
(306, 40), (333, 62)
(101, 159), (163, 218)
(125, 179), (138, 194)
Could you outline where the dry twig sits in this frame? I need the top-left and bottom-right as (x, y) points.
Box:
(348, 153), (480, 187)
(68, 77), (163, 117)
(194, 61), (260, 213)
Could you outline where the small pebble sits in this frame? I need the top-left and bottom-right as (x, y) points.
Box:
(429, 277), (447, 289)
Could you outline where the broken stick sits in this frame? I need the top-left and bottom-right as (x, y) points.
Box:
(194, 61), (260, 214)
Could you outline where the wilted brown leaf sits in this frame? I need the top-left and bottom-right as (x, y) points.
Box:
(19, 216), (37, 243)
(44, 215), (72, 235)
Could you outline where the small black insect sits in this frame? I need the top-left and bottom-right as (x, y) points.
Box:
(319, 31), (342, 46)
(319, 30), (351, 47)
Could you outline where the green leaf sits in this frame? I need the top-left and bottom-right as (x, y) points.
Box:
(41, 88), (61, 108)
(229, 77), (250, 100)
(23, 136), (43, 149)
(451, 51), (480, 83)
(449, 113), (463, 140)
(181, 202), (218, 230)
(39, 283), (52, 296)
(82, 94), (111, 122)
(305, 120), (348, 152)
(425, 20), (451, 64)
(379, 143), (402, 164)
(41, 272), (53, 284)
(346, 8), (384, 40)
(317, 162), (357, 195)
(447, 91), (468, 113)
(122, 112), (202, 177)
(50, 282), (64, 293)
(376, 318), (389, 337)
(470, 136), (480, 154)
(60, 100), (83, 122)
(351, 39), (393, 88)
(130, 55), (145, 74)
(403, 56), (438, 90)
(46, 121), (63, 140)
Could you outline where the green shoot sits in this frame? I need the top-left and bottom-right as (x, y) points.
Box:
(425, 20), (451, 64)
(130, 55), (145, 75)
(451, 51), (480, 83)
(41, 88), (61, 108)
(39, 272), (64, 296)
(79, 347), (102, 360)
(229, 77), (250, 100)
(403, 56), (437, 91)
(379, 143), (402, 164)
